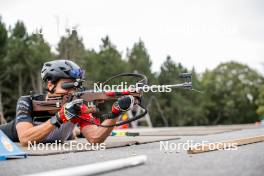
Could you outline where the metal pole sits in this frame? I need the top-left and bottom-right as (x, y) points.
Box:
(23, 155), (147, 176)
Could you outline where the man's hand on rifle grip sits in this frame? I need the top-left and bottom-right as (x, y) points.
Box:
(55, 99), (97, 123)
(110, 95), (135, 119)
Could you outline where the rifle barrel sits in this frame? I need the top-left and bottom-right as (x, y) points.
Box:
(146, 83), (192, 89)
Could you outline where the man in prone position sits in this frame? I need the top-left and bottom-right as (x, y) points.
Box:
(0, 59), (134, 146)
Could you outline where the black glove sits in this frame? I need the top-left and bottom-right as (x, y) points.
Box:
(102, 95), (135, 120)
(116, 95), (135, 111)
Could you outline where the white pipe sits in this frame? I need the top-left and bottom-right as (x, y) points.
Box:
(23, 155), (147, 176)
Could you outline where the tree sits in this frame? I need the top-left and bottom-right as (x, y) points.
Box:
(126, 40), (159, 124)
(91, 36), (128, 81)
(255, 85), (264, 120)
(26, 31), (52, 93)
(0, 17), (8, 124)
(2, 21), (30, 120)
(156, 56), (207, 126)
(127, 40), (154, 81)
(57, 29), (85, 63)
(201, 61), (263, 124)
(5, 21), (28, 96)
(1, 21), (52, 121)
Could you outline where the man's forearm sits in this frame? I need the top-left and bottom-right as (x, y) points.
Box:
(95, 118), (118, 141)
(16, 120), (55, 145)
(82, 118), (118, 144)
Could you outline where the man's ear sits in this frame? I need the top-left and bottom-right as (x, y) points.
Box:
(47, 81), (54, 91)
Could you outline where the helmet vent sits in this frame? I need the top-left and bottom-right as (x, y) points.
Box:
(59, 67), (66, 70)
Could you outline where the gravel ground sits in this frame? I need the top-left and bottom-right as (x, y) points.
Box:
(1, 127), (264, 176)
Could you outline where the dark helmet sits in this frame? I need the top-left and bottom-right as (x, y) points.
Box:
(41, 60), (85, 83)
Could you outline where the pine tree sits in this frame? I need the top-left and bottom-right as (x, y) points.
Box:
(127, 40), (152, 75)
(0, 17), (8, 123)
(57, 29), (85, 63)
(157, 56), (207, 126)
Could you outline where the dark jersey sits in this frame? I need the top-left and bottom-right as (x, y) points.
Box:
(15, 94), (74, 143)
(16, 95), (49, 124)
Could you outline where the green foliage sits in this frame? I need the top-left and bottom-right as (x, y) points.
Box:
(1, 21), (52, 120)
(0, 17), (8, 77)
(201, 62), (263, 124)
(2, 21), (29, 119)
(0, 17), (7, 59)
(57, 29), (85, 62)
(256, 85), (264, 119)
(127, 40), (152, 78)
(157, 56), (207, 126)
(26, 32), (52, 92)
(0, 17), (8, 121)
(80, 36), (128, 83)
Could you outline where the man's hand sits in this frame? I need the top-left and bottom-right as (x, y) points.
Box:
(110, 95), (135, 119)
(56, 99), (97, 123)
(56, 99), (83, 123)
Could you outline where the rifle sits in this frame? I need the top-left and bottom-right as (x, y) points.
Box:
(31, 73), (196, 127)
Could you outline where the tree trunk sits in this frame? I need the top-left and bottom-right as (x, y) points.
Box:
(30, 71), (37, 91)
(213, 111), (222, 125)
(37, 72), (43, 94)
